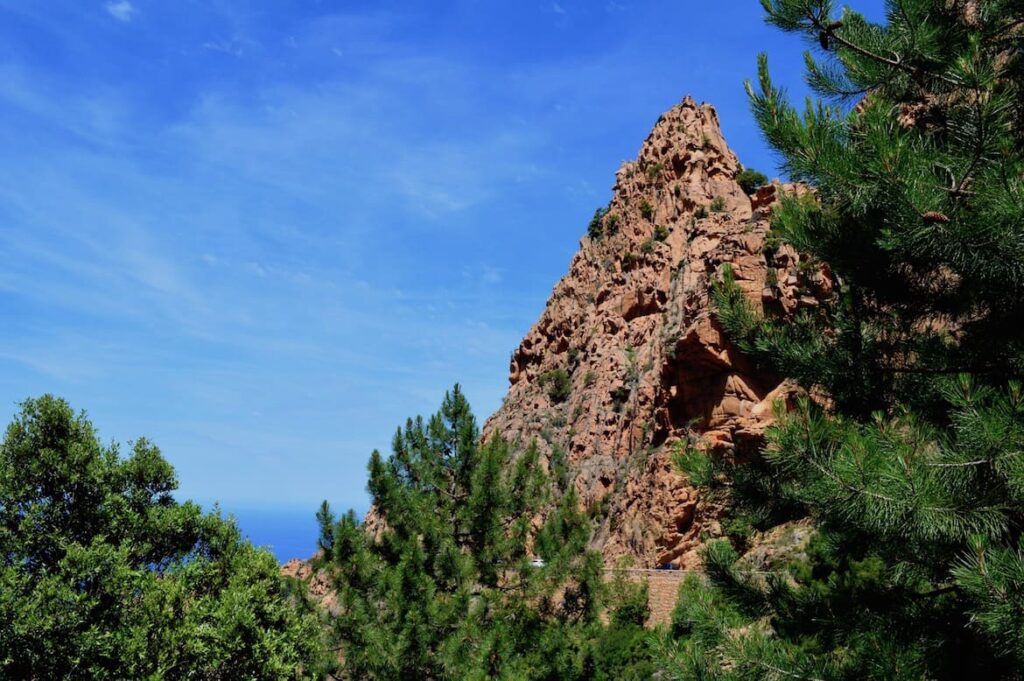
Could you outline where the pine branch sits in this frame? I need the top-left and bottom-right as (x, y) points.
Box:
(804, 9), (961, 89)
(756, 659), (825, 681)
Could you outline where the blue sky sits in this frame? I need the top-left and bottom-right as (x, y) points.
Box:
(0, 1), (885, 521)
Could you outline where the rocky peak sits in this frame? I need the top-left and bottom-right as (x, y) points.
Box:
(484, 96), (826, 568)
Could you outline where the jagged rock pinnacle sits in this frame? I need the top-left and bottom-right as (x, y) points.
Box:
(484, 97), (826, 568)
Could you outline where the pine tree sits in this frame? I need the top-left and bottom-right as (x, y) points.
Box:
(318, 385), (607, 680)
(662, 1), (1024, 678)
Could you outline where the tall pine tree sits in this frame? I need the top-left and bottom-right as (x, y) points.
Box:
(317, 385), (607, 680)
(663, 1), (1024, 678)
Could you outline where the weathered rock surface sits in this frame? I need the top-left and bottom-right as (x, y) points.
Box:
(281, 556), (338, 614)
(483, 96), (825, 568)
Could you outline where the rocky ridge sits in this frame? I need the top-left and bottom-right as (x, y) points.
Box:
(483, 96), (829, 568)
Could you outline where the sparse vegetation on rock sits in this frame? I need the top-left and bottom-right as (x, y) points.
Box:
(735, 168), (768, 194)
(588, 206), (608, 240)
(639, 198), (653, 220)
(539, 367), (572, 403)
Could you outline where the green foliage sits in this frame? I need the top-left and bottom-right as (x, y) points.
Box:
(540, 368), (572, 403)
(672, 441), (714, 488)
(654, 224), (670, 241)
(639, 198), (654, 220)
(610, 386), (631, 413)
(621, 252), (638, 270)
(606, 212), (620, 234)
(607, 566), (651, 628)
(588, 206), (607, 240)
(693, 205), (708, 219)
(735, 168), (768, 194)
(709, 195), (726, 212)
(0, 395), (325, 679)
(647, 162), (664, 179)
(319, 387), (653, 679)
(660, 1), (1024, 678)
(591, 624), (654, 681)
(549, 443), (571, 494)
(640, 239), (655, 254)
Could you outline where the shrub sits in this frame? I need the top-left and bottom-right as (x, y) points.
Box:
(610, 386), (631, 412)
(735, 168), (768, 194)
(694, 205), (708, 219)
(646, 163), (663, 179)
(605, 213), (620, 234)
(587, 207), (607, 240)
(608, 568), (651, 627)
(709, 196), (726, 212)
(640, 239), (655, 254)
(639, 199), (653, 220)
(539, 368), (571, 403)
(621, 253), (637, 271)
(653, 224), (669, 241)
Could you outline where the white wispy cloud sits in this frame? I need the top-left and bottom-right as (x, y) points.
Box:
(202, 38), (246, 57)
(0, 2), (618, 508)
(104, 0), (136, 23)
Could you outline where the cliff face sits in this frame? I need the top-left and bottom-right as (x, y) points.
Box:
(484, 96), (824, 568)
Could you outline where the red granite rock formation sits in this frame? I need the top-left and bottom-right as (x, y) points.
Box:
(483, 96), (827, 568)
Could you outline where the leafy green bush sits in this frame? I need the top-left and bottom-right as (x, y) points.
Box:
(607, 569), (650, 627)
(539, 368), (572, 403)
(591, 624), (654, 681)
(735, 168), (768, 194)
(0, 396), (325, 679)
(639, 199), (653, 220)
(653, 224), (669, 241)
(588, 207), (607, 240)
(709, 196), (726, 212)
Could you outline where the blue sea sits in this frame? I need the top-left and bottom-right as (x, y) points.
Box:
(226, 506), (333, 563)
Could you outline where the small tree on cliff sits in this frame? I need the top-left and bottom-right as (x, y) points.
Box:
(662, 1), (1024, 678)
(317, 385), (606, 680)
(0, 395), (325, 678)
